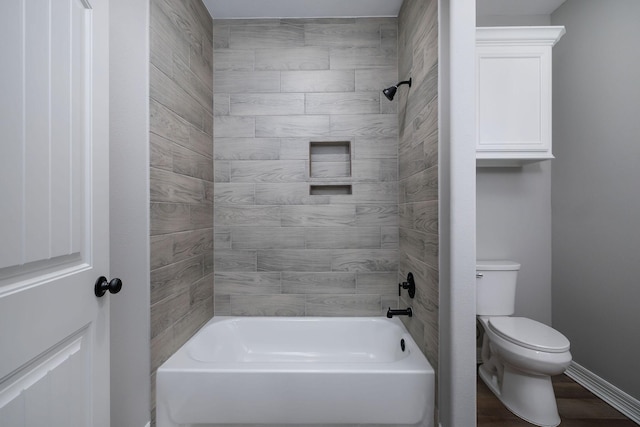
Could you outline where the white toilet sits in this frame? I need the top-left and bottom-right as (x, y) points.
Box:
(476, 260), (572, 427)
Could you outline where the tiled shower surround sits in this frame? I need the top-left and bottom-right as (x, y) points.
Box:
(212, 18), (402, 316)
(397, 0), (440, 371)
(149, 0), (214, 420)
(148, 0), (439, 422)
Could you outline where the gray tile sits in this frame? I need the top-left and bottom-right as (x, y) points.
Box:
(400, 165), (438, 203)
(381, 226), (399, 249)
(229, 24), (304, 49)
(150, 64), (203, 129)
(255, 115), (330, 138)
(230, 160), (307, 183)
(214, 272), (282, 295)
(305, 294), (381, 316)
(281, 70), (354, 93)
(230, 295), (306, 316)
(356, 272), (397, 295)
(332, 182), (397, 204)
(214, 161), (230, 182)
(213, 49), (254, 71)
(150, 99), (189, 147)
(213, 94), (230, 116)
(399, 228), (430, 265)
(150, 289), (190, 339)
(255, 183), (328, 205)
(355, 204), (398, 226)
(213, 116), (255, 138)
(190, 38), (213, 91)
(309, 161), (350, 179)
(150, 2), (190, 68)
(353, 137), (398, 159)
(173, 144), (213, 181)
(150, 132), (174, 171)
(189, 204), (214, 230)
(331, 249), (398, 272)
(214, 293), (231, 315)
(255, 47), (329, 71)
(330, 114), (398, 138)
(150, 168), (205, 203)
(173, 229), (214, 264)
(150, 234), (173, 270)
(257, 250), (332, 272)
(305, 92), (380, 115)
(151, 203), (192, 235)
(330, 47), (397, 70)
(213, 229), (231, 250)
(279, 138), (311, 160)
(412, 200), (438, 234)
(231, 227), (305, 249)
(355, 68), (398, 92)
(214, 138), (280, 160)
(213, 24), (229, 49)
(304, 23), (380, 48)
(230, 93), (305, 116)
(214, 71), (280, 93)
(281, 205), (356, 227)
(172, 56), (213, 113)
(214, 205), (281, 227)
(282, 272), (356, 294)
(190, 273), (214, 308)
(213, 183), (255, 205)
(305, 227), (381, 249)
(352, 159), (397, 182)
(150, 256), (204, 305)
(189, 126), (214, 158)
(213, 249), (257, 271)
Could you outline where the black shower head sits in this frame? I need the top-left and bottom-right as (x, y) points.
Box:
(382, 78), (412, 101)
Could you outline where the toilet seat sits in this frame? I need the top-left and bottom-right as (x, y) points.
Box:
(488, 317), (570, 353)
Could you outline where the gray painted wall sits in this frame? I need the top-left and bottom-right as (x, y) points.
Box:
(212, 18), (400, 316)
(110, 0), (150, 425)
(551, 0), (640, 400)
(475, 14), (553, 325)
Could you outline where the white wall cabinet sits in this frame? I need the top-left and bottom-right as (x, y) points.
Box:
(476, 26), (565, 166)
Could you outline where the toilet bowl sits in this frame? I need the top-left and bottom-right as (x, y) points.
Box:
(477, 260), (572, 427)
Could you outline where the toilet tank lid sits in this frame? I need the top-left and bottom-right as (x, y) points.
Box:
(476, 260), (521, 270)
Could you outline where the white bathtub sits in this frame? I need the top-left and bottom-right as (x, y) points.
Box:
(156, 316), (435, 427)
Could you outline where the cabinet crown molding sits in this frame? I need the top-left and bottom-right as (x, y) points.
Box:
(477, 26), (566, 47)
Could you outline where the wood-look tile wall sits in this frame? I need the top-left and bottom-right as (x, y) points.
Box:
(149, 0), (213, 420)
(213, 18), (400, 316)
(397, 0), (439, 373)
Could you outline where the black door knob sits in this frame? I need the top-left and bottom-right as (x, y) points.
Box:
(94, 276), (123, 297)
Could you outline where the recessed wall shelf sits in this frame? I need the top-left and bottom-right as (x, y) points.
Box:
(309, 185), (352, 195)
(309, 141), (352, 179)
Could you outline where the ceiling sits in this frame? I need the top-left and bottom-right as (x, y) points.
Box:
(203, 0), (404, 19)
(203, 0), (566, 20)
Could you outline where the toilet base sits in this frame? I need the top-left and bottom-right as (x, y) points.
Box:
(479, 364), (561, 427)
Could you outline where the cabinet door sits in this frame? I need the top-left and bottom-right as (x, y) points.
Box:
(476, 44), (553, 160)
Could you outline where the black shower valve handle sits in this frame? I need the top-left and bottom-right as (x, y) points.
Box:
(398, 272), (416, 299)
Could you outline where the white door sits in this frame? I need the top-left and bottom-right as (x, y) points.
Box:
(0, 0), (110, 426)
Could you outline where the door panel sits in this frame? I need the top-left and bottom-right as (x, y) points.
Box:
(0, 0), (109, 425)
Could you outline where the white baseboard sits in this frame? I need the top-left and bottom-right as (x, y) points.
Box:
(565, 361), (640, 424)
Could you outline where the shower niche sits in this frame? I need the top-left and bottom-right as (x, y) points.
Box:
(309, 140), (352, 195)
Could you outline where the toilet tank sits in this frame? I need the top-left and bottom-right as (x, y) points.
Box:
(476, 260), (521, 316)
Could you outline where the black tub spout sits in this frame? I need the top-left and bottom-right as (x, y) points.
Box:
(386, 307), (413, 318)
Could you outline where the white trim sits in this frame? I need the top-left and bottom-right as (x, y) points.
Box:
(565, 361), (640, 424)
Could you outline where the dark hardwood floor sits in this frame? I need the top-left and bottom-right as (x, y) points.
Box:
(477, 372), (638, 426)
